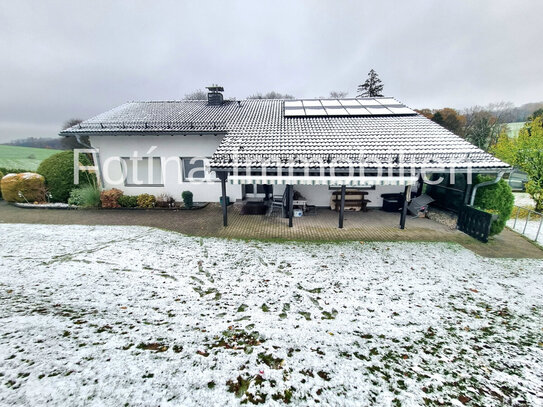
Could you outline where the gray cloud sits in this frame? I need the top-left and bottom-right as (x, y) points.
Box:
(1, 0), (542, 142)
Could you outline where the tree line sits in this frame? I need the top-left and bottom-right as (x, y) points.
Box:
(415, 103), (543, 152)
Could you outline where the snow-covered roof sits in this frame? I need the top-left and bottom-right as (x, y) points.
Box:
(61, 98), (509, 170)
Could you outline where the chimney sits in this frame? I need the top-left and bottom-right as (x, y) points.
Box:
(206, 85), (224, 106)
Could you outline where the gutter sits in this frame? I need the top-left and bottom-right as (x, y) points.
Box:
(469, 171), (507, 206)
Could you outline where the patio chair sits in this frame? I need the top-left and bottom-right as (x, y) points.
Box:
(268, 193), (286, 216)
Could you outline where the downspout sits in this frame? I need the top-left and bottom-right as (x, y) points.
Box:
(469, 171), (506, 206)
(75, 134), (104, 188)
(75, 134), (91, 149)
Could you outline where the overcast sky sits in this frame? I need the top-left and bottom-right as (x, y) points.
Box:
(1, 0), (542, 142)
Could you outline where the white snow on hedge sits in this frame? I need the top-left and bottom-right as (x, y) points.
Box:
(0, 224), (542, 406)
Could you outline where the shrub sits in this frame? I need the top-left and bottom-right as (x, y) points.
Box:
(137, 193), (156, 208)
(182, 190), (193, 208)
(156, 193), (174, 208)
(79, 185), (101, 207)
(474, 175), (514, 236)
(0, 167), (31, 175)
(37, 151), (95, 203)
(100, 188), (123, 208)
(118, 195), (138, 208)
(67, 189), (84, 206)
(0, 172), (46, 203)
(68, 185), (101, 207)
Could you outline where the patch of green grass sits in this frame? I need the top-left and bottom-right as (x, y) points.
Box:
(136, 342), (169, 352)
(0, 145), (62, 171)
(298, 311), (311, 321)
(257, 352), (284, 369)
(321, 309), (338, 320)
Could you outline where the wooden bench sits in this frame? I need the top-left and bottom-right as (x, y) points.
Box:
(330, 190), (371, 212)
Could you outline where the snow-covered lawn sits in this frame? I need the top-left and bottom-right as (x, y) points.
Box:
(513, 193), (536, 209)
(507, 217), (543, 245)
(1, 224), (542, 406)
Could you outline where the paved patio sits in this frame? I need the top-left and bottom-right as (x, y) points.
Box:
(0, 201), (541, 258)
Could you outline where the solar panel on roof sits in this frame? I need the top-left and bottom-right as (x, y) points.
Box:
(376, 98), (402, 106)
(284, 108), (305, 116)
(304, 107), (327, 116)
(321, 99), (342, 107)
(366, 105), (391, 115)
(387, 106), (415, 114)
(283, 98), (416, 117)
(356, 99), (379, 106)
(302, 100), (323, 108)
(284, 100), (303, 108)
(324, 106), (348, 116)
(345, 107), (371, 115)
(339, 99), (362, 108)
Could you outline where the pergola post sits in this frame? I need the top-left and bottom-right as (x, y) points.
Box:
(400, 184), (412, 229)
(338, 185), (346, 228)
(416, 173), (424, 197)
(288, 184), (294, 228)
(218, 172), (228, 227)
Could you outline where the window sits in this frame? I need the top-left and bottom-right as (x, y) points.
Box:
(244, 184), (267, 194)
(121, 157), (163, 186)
(182, 157), (217, 182)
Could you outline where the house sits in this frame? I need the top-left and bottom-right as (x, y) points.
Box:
(60, 87), (509, 228)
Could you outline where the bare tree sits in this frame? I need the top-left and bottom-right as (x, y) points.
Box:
(463, 102), (513, 151)
(248, 91), (295, 99)
(329, 91), (348, 98)
(61, 118), (89, 149)
(62, 118), (83, 130)
(184, 89), (207, 100)
(357, 69), (384, 98)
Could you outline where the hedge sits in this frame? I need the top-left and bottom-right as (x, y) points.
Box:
(0, 167), (32, 175)
(37, 151), (95, 203)
(118, 195), (138, 208)
(474, 175), (514, 236)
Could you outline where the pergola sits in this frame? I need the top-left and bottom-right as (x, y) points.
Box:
(216, 172), (419, 229)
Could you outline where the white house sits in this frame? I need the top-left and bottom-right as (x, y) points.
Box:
(61, 86), (509, 228)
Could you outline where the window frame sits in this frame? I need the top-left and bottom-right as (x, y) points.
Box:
(121, 157), (164, 187)
(181, 157), (218, 182)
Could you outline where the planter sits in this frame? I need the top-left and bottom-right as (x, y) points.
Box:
(220, 196), (230, 206)
(13, 202), (77, 210)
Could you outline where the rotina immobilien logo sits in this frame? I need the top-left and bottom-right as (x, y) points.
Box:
(74, 148), (475, 187)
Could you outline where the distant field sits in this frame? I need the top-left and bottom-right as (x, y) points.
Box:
(506, 121), (525, 138)
(0, 145), (62, 171)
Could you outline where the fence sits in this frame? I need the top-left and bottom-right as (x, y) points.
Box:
(508, 205), (543, 244)
(457, 205), (495, 243)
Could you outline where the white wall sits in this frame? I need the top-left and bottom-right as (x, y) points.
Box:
(89, 135), (242, 203)
(271, 184), (406, 207)
(88, 135), (412, 205)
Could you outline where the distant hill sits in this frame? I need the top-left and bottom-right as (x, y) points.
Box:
(0, 145), (62, 171)
(3, 137), (66, 150)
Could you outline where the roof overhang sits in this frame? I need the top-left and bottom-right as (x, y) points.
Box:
(228, 175), (419, 187)
(60, 130), (227, 137)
